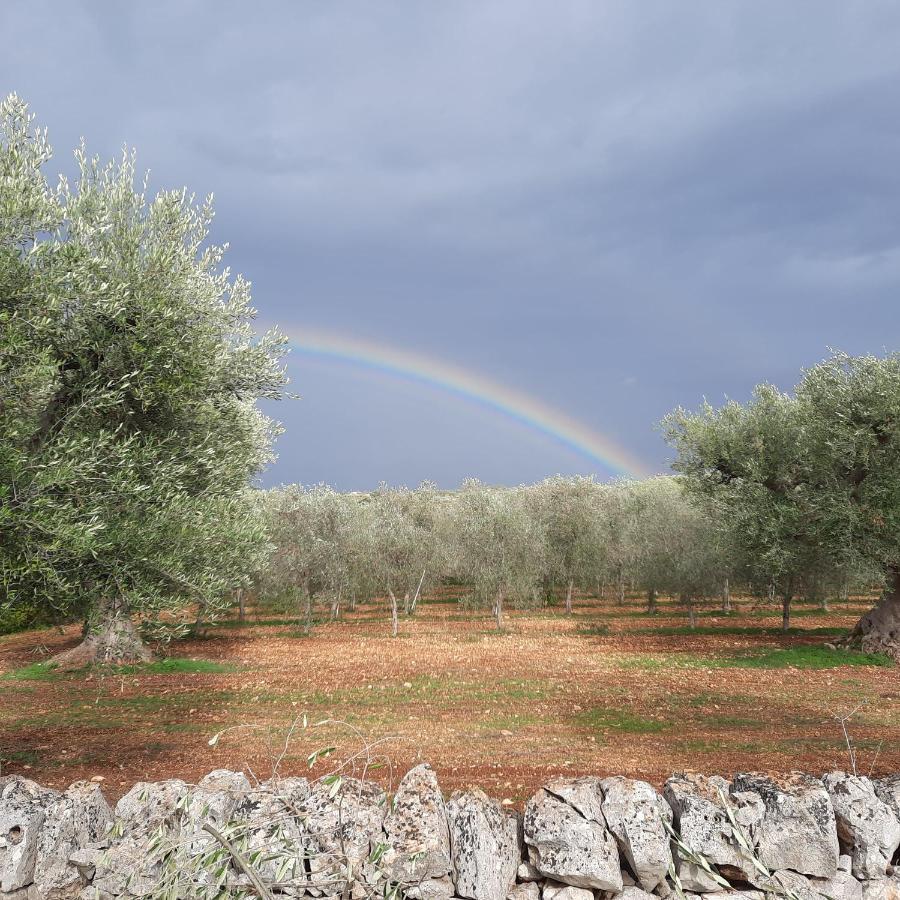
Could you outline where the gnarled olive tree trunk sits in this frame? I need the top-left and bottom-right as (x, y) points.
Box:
(845, 568), (900, 661)
(52, 597), (153, 668)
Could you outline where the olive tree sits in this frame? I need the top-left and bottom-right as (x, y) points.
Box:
(527, 476), (603, 613)
(449, 481), (546, 629)
(364, 483), (442, 636)
(665, 352), (900, 658)
(0, 96), (287, 661)
(259, 485), (351, 631)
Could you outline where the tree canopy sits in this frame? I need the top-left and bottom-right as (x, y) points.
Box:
(0, 94), (287, 659)
(664, 351), (900, 659)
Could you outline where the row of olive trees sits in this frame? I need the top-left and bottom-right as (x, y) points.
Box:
(254, 475), (871, 634)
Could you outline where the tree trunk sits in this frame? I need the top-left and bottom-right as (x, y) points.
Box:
(722, 578), (731, 612)
(843, 567), (900, 661)
(596, 580), (604, 600)
(52, 597), (153, 668)
(782, 576), (795, 632)
(565, 578), (574, 615)
(616, 569), (625, 606)
(330, 587), (341, 621)
(301, 581), (313, 635)
(647, 588), (657, 615)
(403, 591), (411, 615)
(767, 582), (776, 604)
(410, 569), (426, 614)
(237, 588), (246, 624)
(494, 586), (504, 631)
(388, 588), (399, 638)
(683, 594), (696, 629)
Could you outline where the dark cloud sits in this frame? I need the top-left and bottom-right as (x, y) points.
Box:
(3, 1), (899, 488)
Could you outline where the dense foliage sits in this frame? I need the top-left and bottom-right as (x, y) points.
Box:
(0, 95), (287, 648)
(255, 474), (875, 634)
(665, 352), (900, 656)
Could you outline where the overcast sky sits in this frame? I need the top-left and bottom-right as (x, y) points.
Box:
(4, 2), (899, 489)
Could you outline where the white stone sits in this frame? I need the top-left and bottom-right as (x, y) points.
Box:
(600, 776), (672, 892)
(448, 788), (520, 900)
(384, 763), (451, 884)
(823, 773), (900, 879)
(731, 772), (839, 879)
(524, 778), (621, 892)
(541, 880), (595, 900)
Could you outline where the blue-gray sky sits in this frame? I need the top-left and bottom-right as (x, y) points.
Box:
(4, 2), (900, 489)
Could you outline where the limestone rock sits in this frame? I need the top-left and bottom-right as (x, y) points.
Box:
(506, 883), (540, 900)
(0, 777), (58, 893)
(541, 880), (594, 900)
(875, 776), (900, 822)
(664, 773), (758, 889)
(731, 772), (839, 879)
(613, 886), (661, 900)
(600, 776), (672, 891)
(812, 868), (865, 900)
(859, 876), (900, 900)
(234, 777), (310, 889)
(405, 875), (456, 900)
(517, 860), (543, 882)
(93, 778), (192, 896)
(384, 763), (451, 884)
(823, 773), (900, 879)
(299, 776), (388, 895)
(524, 778), (621, 892)
(32, 780), (113, 899)
(447, 788), (520, 900)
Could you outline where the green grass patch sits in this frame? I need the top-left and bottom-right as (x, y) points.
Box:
(712, 646), (893, 669)
(635, 625), (847, 638)
(1, 661), (61, 681)
(577, 705), (670, 735)
(576, 623), (611, 637)
(116, 658), (239, 675)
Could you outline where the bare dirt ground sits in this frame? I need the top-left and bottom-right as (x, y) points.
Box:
(1, 591), (898, 805)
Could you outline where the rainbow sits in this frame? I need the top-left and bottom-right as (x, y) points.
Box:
(283, 327), (650, 479)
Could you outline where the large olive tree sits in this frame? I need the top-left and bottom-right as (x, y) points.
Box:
(0, 95), (287, 661)
(664, 352), (900, 659)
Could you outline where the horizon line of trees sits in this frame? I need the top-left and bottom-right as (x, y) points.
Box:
(255, 475), (879, 634)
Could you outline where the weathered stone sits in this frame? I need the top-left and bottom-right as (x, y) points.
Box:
(234, 777), (310, 890)
(731, 772), (839, 879)
(506, 882), (540, 900)
(112, 778), (191, 834)
(612, 886), (660, 900)
(32, 780), (113, 899)
(448, 788), (520, 900)
(663, 773), (755, 889)
(600, 776), (672, 891)
(875, 776), (900, 823)
(840, 854), (854, 873)
(541, 880), (594, 900)
(295, 776), (387, 896)
(384, 763), (451, 884)
(690, 893), (763, 900)
(812, 868), (865, 900)
(524, 778), (621, 892)
(93, 779), (192, 897)
(406, 875), (456, 900)
(517, 860), (542, 882)
(859, 876), (900, 900)
(0, 777), (59, 893)
(823, 772), (900, 879)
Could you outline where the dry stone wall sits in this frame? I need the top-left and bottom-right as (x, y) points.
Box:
(1, 766), (899, 900)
